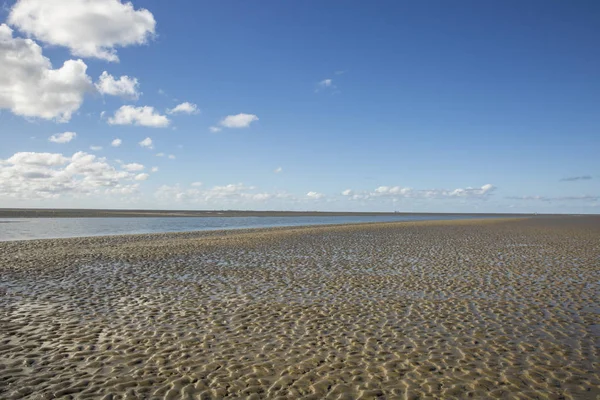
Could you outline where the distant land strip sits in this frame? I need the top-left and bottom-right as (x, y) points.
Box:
(0, 208), (574, 218)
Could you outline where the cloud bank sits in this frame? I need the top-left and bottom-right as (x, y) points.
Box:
(8, 0), (156, 62)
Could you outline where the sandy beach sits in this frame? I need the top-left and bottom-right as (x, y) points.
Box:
(0, 216), (598, 399)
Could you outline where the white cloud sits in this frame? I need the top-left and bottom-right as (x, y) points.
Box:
(134, 173), (149, 181)
(506, 194), (599, 202)
(122, 163), (144, 172)
(315, 78), (339, 93)
(307, 191), (324, 200)
(442, 184), (494, 198)
(8, 0), (156, 62)
(196, 183), (255, 201)
(0, 24), (93, 122)
(274, 167), (283, 173)
(151, 167), (158, 173)
(168, 154), (176, 159)
(49, 132), (76, 144)
(167, 102), (199, 115)
(481, 183), (494, 192)
(154, 183), (300, 206)
(155, 152), (165, 157)
(157, 183), (256, 203)
(6, 152), (68, 167)
(111, 138), (122, 147)
(374, 186), (413, 196)
(154, 185), (201, 202)
(0, 151), (143, 200)
(108, 105), (170, 127)
(220, 113), (259, 128)
(344, 184), (496, 201)
(252, 193), (272, 201)
(430, 184), (495, 198)
(209, 126), (222, 133)
(95, 71), (140, 99)
(139, 137), (153, 149)
(89, 145), (103, 151)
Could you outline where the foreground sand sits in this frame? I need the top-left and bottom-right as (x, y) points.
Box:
(0, 217), (598, 399)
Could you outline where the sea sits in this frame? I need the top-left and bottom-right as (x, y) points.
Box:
(0, 214), (498, 241)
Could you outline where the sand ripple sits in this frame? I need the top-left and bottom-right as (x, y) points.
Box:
(1, 217), (599, 399)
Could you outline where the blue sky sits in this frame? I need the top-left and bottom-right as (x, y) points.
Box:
(1, 0), (598, 213)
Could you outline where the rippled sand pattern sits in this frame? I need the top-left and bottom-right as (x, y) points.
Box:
(1, 217), (599, 399)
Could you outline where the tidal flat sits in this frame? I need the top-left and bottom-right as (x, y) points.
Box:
(1, 217), (599, 399)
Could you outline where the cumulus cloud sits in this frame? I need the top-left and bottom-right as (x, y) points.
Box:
(560, 175), (592, 182)
(506, 195), (545, 201)
(49, 132), (76, 144)
(8, 0), (156, 62)
(108, 105), (170, 127)
(95, 71), (140, 99)
(274, 167), (283, 173)
(168, 154), (176, 159)
(111, 138), (122, 147)
(428, 184), (496, 198)
(167, 102), (199, 115)
(205, 184), (255, 200)
(0, 24), (93, 122)
(155, 153), (164, 157)
(374, 186), (413, 196)
(122, 163), (144, 172)
(155, 183), (286, 204)
(134, 173), (149, 181)
(154, 185), (201, 202)
(89, 145), (102, 151)
(344, 184), (496, 201)
(219, 113), (259, 128)
(151, 167), (158, 173)
(0, 151), (144, 199)
(307, 191), (324, 200)
(138, 137), (153, 149)
(6, 152), (68, 166)
(209, 126), (222, 133)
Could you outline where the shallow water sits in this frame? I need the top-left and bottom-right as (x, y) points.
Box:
(0, 214), (495, 241)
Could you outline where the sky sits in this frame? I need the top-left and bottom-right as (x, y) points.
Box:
(1, 0), (599, 213)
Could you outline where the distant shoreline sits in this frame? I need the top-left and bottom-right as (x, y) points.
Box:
(0, 208), (553, 219)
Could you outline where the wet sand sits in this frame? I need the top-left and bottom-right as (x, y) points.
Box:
(1, 217), (599, 399)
